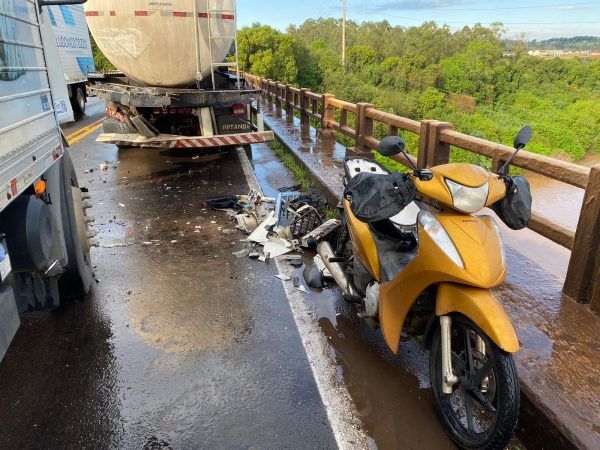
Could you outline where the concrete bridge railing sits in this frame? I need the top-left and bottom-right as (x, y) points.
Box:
(243, 73), (600, 313)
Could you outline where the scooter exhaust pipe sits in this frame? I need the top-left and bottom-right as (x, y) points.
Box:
(317, 241), (359, 297)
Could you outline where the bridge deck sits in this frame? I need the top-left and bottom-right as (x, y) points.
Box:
(260, 100), (600, 450)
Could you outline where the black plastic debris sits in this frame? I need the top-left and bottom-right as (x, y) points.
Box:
(207, 196), (238, 210)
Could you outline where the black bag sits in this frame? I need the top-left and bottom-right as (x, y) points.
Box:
(491, 176), (532, 230)
(344, 171), (416, 223)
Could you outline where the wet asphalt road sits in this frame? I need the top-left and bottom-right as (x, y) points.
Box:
(0, 99), (458, 449)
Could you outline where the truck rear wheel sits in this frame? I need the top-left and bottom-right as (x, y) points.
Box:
(58, 152), (93, 300)
(72, 86), (86, 115)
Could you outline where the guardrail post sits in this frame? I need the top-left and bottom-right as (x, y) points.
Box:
(427, 121), (454, 166)
(285, 84), (294, 123)
(275, 82), (282, 117)
(563, 165), (600, 309)
(417, 120), (433, 169)
(265, 80), (273, 110)
(388, 124), (398, 137)
(319, 94), (336, 140)
(355, 103), (374, 154)
(300, 88), (310, 138)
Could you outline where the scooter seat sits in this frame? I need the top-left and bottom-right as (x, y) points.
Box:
(344, 158), (389, 179)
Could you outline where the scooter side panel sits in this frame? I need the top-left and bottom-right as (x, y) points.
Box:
(436, 283), (519, 353)
(343, 200), (380, 281)
(379, 218), (506, 354)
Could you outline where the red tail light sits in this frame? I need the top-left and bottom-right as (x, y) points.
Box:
(232, 103), (246, 119)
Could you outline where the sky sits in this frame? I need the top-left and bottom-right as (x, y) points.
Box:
(237, 0), (600, 40)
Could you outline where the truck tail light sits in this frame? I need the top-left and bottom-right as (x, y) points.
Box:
(232, 103), (246, 119)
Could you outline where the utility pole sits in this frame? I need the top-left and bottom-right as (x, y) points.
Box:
(342, 0), (347, 70)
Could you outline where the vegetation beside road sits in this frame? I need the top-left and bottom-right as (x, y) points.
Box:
(237, 20), (600, 166)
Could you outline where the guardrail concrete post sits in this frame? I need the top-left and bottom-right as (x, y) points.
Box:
(275, 83), (282, 117)
(319, 94), (336, 140)
(285, 84), (294, 123)
(355, 103), (374, 154)
(563, 165), (600, 309)
(300, 89), (310, 138)
(417, 120), (433, 169)
(427, 121), (454, 166)
(265, 80), (273, 110)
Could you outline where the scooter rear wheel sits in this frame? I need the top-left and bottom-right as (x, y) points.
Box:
(430, 314), (520, 450)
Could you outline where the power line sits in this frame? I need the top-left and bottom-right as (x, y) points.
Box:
(345, 12), (599, 25)
(347, 1), (600, 12)
(417, 1), (600, 11)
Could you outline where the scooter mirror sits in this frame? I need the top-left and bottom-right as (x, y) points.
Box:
(514, 125), (532, 150)
(379, 136), (406, 157)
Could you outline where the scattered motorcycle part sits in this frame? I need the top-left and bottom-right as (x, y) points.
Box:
(317, 241), (359, 297)
(365, 282), (380, 317)
(303, 261), (324, 289)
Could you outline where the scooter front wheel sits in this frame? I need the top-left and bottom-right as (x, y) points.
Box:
(429, 315), (520, 450)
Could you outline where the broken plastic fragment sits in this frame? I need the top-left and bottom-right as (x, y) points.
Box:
(232, 248), (250, 258)
(301, 219), (341, 248)
(247, 211), (276, 244)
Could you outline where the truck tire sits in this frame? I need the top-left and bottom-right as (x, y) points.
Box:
(58, 151), (93, 300)
(72, 86), (86, 115)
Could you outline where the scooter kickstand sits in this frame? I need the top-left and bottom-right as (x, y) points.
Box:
(440, 315), (459, 394)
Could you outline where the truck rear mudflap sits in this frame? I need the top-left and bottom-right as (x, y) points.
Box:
(96, 131), (275, 149)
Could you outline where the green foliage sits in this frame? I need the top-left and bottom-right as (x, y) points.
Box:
(246, 20), (600, 164)
(238, 24), (321, 89)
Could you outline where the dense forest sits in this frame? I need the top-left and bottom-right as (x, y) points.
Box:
(527, 36), (600, 51)
(237, 20), (600, 165)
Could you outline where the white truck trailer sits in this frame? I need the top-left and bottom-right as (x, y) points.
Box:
(0, 0), (94, 361)
(47, 3), (95, 119)
(85, 0), (273, 149)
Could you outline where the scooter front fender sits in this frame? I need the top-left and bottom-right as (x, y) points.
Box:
(436, 283), (519, 353)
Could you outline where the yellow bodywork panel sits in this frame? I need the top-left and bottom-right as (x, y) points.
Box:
(379, 214), (507, 354)
(486, 176), (507, 206)
(436, 283), (520, 353)
(414, 163), (507, 212)
(343, 199), (380, 280)
(433, 163), (489, 187)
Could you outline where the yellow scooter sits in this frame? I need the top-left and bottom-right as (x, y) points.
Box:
(318, 127), (533, 449)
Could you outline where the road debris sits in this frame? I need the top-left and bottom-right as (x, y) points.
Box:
(274, 274), (292, 281)
(232, 248), (250, 258)
(301, 219), (341, 249)
(213, 188), (336, 268)
(303, 260), (324, 288)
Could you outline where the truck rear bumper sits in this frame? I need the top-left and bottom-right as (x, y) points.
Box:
(96, 131), (274, 149)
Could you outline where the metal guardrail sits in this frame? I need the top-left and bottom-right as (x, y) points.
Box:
(243, 73), (600, 311)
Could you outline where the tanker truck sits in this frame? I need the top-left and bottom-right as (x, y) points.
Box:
(85, 0), (273, 149)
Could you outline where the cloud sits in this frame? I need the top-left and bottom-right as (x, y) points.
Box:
(367, 0), (466, 11)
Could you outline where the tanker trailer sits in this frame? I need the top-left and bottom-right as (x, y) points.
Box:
(85, 0), (273, 149)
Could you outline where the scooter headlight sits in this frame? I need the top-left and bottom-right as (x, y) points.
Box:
(445, 179), (489, 214)
(418, 211), (464, 269)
